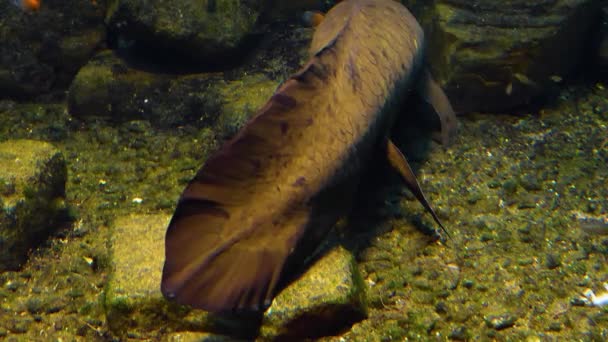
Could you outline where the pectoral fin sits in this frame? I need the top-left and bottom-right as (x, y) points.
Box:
(386, 139), (450, 238)
(417, 68), (457, 146)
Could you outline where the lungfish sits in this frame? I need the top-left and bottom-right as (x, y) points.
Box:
(161, 0), (457, 312)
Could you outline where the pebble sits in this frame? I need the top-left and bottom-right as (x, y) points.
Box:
(545, 253), (561, 269)
(484, 313), (516, 330)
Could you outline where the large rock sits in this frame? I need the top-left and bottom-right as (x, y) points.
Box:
(105, 214), (209, 338)
(596, 5), (608, 77)
(420, 0), (602, 113)
(67, 50), (276, 129)
(0, 1), (105, 100)
(105, 213), (260, 339)
(105, 213), (367, 339)
(105, 0), (263, 66)
(260, 246), (368, 340)
(0, 140), (67, 271)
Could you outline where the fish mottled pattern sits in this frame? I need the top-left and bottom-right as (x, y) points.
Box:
(162, 0), (427, 312)
(271, 93), (297, 108)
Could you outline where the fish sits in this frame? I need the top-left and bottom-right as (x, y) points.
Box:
(302, 1), (344, 27)
(11, 0), (40, 11)
(302, 10), (326, 27)
(161, 0), (457, 313)
(10, 0), (97, 11)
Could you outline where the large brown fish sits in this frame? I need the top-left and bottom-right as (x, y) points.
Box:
(161, 0), (457, 312)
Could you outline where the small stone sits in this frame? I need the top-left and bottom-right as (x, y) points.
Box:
(570, 297), (587, 306)
(484, 313), (516, 330)
(435, 301), (448, 314)
(520, 174), (542, 191)
(517, 258), (534, 266)
(545, 253), (561, 269)
(25, 298), (44, 314)
(502, 179), (518, 195)
(466, 190), (482, 204)
(260, 246), (367, 340)
(547, 321), (562, 331)
(449, 326), (468, 340)
(517, 197), (537, 209)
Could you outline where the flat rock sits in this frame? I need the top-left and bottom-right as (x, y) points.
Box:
(260, 246), (368, 340)
(422, 0), (602, 112)
(105, 213), (208, 338)
(105, 213), (260, 339)
(0, 139), (67, 271)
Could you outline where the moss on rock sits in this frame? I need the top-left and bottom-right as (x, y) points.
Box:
(0, 139), (67, 271)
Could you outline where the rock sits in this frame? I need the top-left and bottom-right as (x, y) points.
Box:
(162, 331), (236, 342)
(67, 51), (172, 123)
(0, 140), (67, 271)
(260, 246), (368, 340)
(0, 0), (105, 100)
(596, 5), (608, 77)
(421, 0), (602, 113)
(68, 50), (276, 129)
(106, 214), (366, 339)
(484, 313), (517, 330)
(105, 0), (262, 66)
(105, 214), (204, 338)
(105, 213), (258, 339)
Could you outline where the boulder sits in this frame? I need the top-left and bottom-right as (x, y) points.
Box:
(105, 0), (263, 66)
(0, 0), (105, 100)
(105, 214), (210, 339)
(105, 213), (262, 339)
(419, 0), (602, 113)
(596, 5), (608, 77)
(67, 50), (276, 129)
(0, 139), (67, 271)
(105, 213), (367, 340)
(260, 246), (368, 340)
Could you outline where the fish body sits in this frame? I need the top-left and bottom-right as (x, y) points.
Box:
(11, 0), (40, 11)
(162, 0), (455, 312)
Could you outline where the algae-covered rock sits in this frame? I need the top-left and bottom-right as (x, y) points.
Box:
(0, 0), (105, 100)
(67, 51), (219, 126)
(421, 0), (602, 113)
(105, 0), (262, 65)
(597, 5), (608, 77)
(105, 213), (260, 339)
(162, 331), (238, 342)
(105, 213), (207, 338)
(68, 50), (277, 128)
(260, 246), (368, 340)
(67, 50), (170, 123)
(0, 139), (67, 271)
(106, 214), (366, 339)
